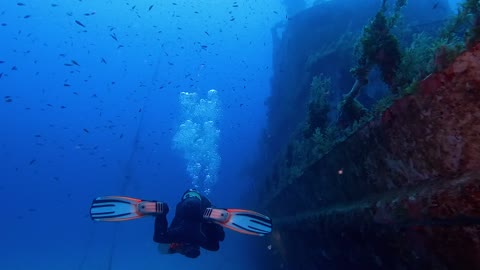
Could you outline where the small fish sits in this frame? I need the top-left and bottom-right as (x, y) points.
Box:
(51, 4), (58, 7)
(204, 31), (210, 36)
(148, 5), (154, 11)
(60, 105), (66, 109)
(11, 66), (17, 71)
(131, 5), (136, 10)
(24, 15), (31, 19)
(71, 60), (80, 66)
(29, 159), (36, 165)
(83, 128), (89, 133)
(201, 45), (208, 49)
(110, 33), (118, 41)
(17, 2), (26, 6)
(230, 17), (235, 21)
(5, 98), (12, 102)
(64, 83), (71, 87)
(75, 20), (85, 27)
(64, 63), (73, 66)
(0, 60), (4, 63)
(101, 57), (107, 64)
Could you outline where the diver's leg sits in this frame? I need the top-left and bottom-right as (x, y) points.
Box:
(201, 240), (220, 251)
(181, 244), (201, 258)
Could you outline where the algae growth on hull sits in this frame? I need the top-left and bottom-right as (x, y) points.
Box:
(255, 0), (480, 269)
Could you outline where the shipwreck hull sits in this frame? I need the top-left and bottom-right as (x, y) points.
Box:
(263, 43), (480, 269)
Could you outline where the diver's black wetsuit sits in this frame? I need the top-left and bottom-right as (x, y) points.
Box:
(153, 190), (225, 258)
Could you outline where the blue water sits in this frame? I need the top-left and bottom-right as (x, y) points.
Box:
(0, 1), (280, 269)
(0, 0), (468, 269)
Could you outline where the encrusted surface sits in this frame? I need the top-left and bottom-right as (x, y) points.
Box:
(265, 43), (480, 269)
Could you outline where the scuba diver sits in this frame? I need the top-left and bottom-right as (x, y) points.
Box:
(152, 189), (225, 258)
(89, 188), (272, 258)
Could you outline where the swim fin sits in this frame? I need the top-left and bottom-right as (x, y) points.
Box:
(90, 196), (166, 222)
(203, 208), (272, 236)
(90, 196), (273, 236)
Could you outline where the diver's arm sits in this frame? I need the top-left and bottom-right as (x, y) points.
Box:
(153, 214), (170, 243)
(153, 203), (172, 243)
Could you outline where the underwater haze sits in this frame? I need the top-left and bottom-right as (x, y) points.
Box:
(0, 0), (281, 269)
(1, 0), (474, 269)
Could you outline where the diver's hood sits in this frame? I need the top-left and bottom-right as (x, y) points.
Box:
(182, 189), (201, 201)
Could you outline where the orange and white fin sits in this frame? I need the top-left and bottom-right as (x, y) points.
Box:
(90, 196), (163, 222)
(203, 208), (272, 236)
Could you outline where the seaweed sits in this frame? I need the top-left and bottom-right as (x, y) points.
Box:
(444, 0), (480, 48)
(337, 89), (368, 128)
(394, 0), (479, 95)
(351, 0), (406, 88)
(304, 74), (331, 137)
(393, 33), (437, 91)
(338, 0), (407, 128)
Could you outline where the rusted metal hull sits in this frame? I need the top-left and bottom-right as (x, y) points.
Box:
(263, 43), (480, 269)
